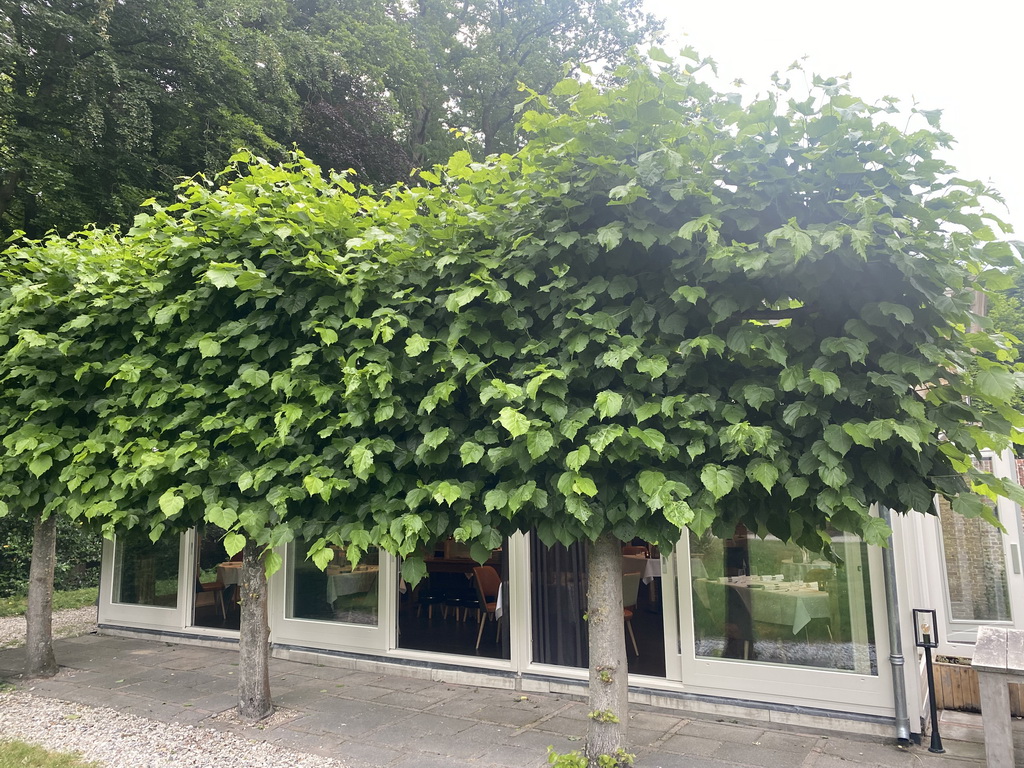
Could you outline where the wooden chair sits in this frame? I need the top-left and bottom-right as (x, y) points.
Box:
(622, 545), (648, 557)
(195, 578), (226, 622)
(472, 566), (502, 650)
(803, 568), (834, 640)
(622, 571), (642, 655)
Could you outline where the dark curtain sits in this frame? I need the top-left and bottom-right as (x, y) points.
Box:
(530, 538), (588, 668)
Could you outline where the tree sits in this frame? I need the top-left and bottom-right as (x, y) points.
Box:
(59, 154), (409, 720)
(303, 53), (1024, 764)
(0, 228), (140, 676)
(0, 0), (410, 238)
(403, 0), (663, 162)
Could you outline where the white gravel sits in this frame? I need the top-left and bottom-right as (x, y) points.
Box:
(0, 692), (349, 768)
(0, 605), (99, 649)
(0, 609), (349, 767)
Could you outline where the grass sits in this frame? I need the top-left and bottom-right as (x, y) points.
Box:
(0, 740), (100, 768)
(0, 588), (98, 618)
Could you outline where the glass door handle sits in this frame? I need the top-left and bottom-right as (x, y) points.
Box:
(1011, 543), (1021, 575)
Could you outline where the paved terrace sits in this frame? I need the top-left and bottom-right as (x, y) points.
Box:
(0, 633), (1002, 767)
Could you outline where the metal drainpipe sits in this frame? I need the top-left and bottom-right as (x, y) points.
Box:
(880, 504), (912, 746)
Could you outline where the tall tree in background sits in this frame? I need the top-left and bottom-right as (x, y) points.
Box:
(404, 0), (663, 161)
(0, 0), (410, 238)
(0, 0), (661, 238)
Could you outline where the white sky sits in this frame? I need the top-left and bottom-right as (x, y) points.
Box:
(642, 0), (1023, 239)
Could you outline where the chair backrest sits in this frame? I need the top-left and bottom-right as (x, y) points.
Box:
(622, 572), (642, 611)
(473, 565), (501, 603)
(622, 545), (648, 557)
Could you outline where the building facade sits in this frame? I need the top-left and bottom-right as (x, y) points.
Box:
(97, 448), (1024, 740)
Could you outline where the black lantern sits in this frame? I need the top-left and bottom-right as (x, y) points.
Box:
(913, 608), (938, 648)
(912, 608), (944, 753)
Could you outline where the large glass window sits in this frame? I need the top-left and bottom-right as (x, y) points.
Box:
(398, 538), (509, 659)
(691, 525), (876, 674)
(112, 530), (180, 607)
(193, 524), (240, 630)
(288, 541), (379, 626)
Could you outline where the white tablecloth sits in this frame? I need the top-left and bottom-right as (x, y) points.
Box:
(642, 558), (662, 585)
(326, 567), (379, 604)
(694, 577), (831, 634)
(216, 562), (242, 587)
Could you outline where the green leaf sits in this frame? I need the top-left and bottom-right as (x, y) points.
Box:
(976, 366), (1016, 402)
(497, 407), (530, 438)
(860, 516), (893, 548)
(206, 267), (238, 288)
(573, 476), (598, 497)
(350, 444), (374, 480)
(808, 368), (840, 395)
(224, 533), (246, 559)
(316, 327), (339, 345)
(700, 465), (734, 499)
(747, 460), (779, 491)
(405, 334), (431, 357)
(158, 489), (184, 517)
(595, 390), (623, 420)
(460, 442), (485, 465)
(199, 338), (221, 358)
(401, 558), (428, 587)
(638, 470), (666, 496)
(628, 426), (666, 453)
(207, 505), (238, 529)
(636, 356), (669, 378)
(433, 481), (462, 506)
(303, 476), (325, 496)
(596, 224), (623, 250)
(527, 429), (555, 459)
(241, 368), (270, 388)
(785, 477), (810, 499)
(0, 500), (7, 518)
(485, 489), (508, 512)
(29, 454), (53, 477)
(566, 445), (591, 471)
(423, 427), (451, 450)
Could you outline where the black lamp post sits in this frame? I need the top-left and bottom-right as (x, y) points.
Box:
(913, 608), (944, 754)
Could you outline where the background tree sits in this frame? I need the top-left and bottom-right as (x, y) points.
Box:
(0, 0), (410, 239)
(403, 0), (663, 161)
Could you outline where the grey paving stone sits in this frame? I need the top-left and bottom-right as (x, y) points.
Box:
(533, 713), (590, 738)
(658, 732), (723, 757)
(678, 718), (767, 745)
(713, 740), (809, 766)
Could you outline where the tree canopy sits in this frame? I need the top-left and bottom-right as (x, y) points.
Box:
(0, 0), (660, 239)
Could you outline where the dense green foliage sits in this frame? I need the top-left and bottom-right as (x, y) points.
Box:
(0, 514), (100, 597)
(0, 0), (659, 238)
(0, 53), (1013, 586)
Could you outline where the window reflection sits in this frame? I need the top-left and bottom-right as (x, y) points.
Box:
(288, 541), (379, 626)
(691, 526), (876, 674)
(113, 530), (180, 607)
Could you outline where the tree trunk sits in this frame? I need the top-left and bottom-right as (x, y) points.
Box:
(585, 531), (628, 766)
(237, 538), (273, 721)
(26, 512), (58, 678)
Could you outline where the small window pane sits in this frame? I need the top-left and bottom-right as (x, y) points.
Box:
(288, 541), (379, 626)
(113, 531), (180, 607)
(938, 494), (1011, 622)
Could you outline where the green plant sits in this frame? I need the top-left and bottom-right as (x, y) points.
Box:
(588, 709), (620, 724)
(546, 747), (635, 768)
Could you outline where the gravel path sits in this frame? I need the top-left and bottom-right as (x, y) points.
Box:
(0, 605), (99, 649)
(0, 609), (349, 767)
(0, 691), (349, 768)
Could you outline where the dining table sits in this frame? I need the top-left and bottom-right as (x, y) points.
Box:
(693, 576), (832, 635)
(325, 566), (379, 605)
(216, 561), (243, 587)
